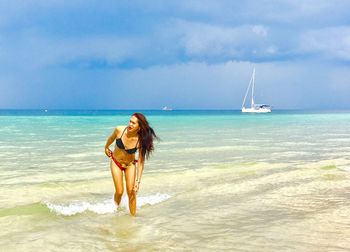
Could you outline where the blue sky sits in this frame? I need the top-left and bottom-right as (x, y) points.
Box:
(0, 0), (349, 109)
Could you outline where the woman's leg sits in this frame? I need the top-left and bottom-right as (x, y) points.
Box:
(110, 159), (124, 206)
(125, 163), (137, 216)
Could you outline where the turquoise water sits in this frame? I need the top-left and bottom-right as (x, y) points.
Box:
(1, 110), (350, 251)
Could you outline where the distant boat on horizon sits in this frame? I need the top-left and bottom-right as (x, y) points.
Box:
(241, 67), (271, 113)
(162, 106), (173, 111)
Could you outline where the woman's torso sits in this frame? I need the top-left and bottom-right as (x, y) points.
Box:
(112, 126), (139, 166)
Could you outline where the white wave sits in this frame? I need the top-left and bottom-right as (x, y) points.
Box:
(43, 193), (171, 216)
(339, 166), (350, 172)
(65, 152), (101, 158)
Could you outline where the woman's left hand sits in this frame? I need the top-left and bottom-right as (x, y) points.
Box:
(133, 181), (140, 193)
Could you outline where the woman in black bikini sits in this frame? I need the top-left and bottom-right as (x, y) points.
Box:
(104, 113), (158, 216)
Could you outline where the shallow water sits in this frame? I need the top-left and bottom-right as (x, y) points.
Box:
(0, 110), (350, 251)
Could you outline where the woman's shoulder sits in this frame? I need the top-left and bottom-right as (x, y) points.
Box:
(114, 125), (127, 134)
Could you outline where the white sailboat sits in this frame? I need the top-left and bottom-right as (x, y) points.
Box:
(162, 106), (173, 111)
(241, 67), (271, 113)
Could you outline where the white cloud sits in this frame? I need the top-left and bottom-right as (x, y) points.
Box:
(266, 45), (278, 54)
(1, 1), (350, 66)
(0, 32), (149, 69)
(171, 20), (271, 58)
(252, 25), (268, 37)
(155, 0), (350, 26)
(0, 1), (86, 27)
(301, 26), (350, 61)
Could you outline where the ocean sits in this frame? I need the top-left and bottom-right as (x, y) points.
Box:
(0, 110), (349, 251)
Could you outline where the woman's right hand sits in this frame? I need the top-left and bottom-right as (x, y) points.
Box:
(105, 147), (112, 157)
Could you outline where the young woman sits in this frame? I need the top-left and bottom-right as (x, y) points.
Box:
(104, 112), (157, 216)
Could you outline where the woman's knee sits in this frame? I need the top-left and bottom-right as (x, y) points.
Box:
(126, 188), (135, 198)
(115, 188), (124, 197)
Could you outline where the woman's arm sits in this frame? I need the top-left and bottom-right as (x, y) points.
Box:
(136, 158), (144, 183)
(134, 157), (145, 193)
(104, 127), (118, 157)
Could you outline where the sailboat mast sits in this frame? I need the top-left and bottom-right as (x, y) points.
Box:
(251, 67), (255, 108)
(242, 70), (254, 109)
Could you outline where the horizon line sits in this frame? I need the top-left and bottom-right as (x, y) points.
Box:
(1, 108), (350, 111)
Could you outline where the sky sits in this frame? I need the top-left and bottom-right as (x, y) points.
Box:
(0, 0), (349, 110)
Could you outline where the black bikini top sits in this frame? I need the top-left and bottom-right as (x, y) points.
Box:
(115, 127), (139, 154)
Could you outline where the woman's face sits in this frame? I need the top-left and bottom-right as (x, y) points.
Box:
(128, 116), (140, 133)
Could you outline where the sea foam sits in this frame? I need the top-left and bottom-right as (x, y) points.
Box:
(43, 193), (171, 216)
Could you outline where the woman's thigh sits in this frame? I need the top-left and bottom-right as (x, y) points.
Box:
(110, 160), (124, 193)
(124, 163), (136, 193)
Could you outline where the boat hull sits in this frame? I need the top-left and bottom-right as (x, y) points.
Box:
(241, 107), (271, 113)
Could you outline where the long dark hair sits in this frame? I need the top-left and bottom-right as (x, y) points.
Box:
(133, 112), (158, 161)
